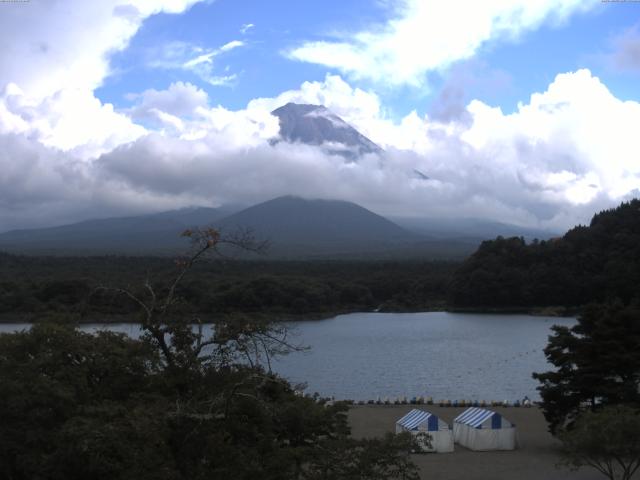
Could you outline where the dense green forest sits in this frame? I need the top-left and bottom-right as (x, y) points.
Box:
(0, 254), (455, 321)
(449, 200), (640, 309)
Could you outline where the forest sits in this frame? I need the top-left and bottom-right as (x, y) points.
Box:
(2, 200), (640, 321)
(0, 254), (455, 322)
(448, 200), (640, 309)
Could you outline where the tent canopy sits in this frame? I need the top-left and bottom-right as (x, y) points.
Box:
(397, 409), (440, 432)
(454, 407), (511, 429)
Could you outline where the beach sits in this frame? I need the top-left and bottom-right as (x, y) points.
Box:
(348, 405), (612, 480)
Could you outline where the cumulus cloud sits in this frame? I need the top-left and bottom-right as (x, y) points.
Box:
(90, 69), (640, 233)
(0, 0), (204, 159)
(2, 65), (640, 233)
(0, 0), (203, 99)
(287, 0), (596, 86)
(127, 81), (209, 129)
(0, 0), (637, 237)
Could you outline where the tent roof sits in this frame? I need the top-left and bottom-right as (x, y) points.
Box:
(454, 407), (498, 428)
(396, 409), (436, 430)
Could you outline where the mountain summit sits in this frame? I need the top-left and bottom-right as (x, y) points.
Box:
(271, 103), (383, 159)
(215, 195), (413, 257)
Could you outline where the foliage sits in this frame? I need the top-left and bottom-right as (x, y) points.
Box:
(558, 405), (640, 480)
(0, 228), (419, 479)
(0, 253), (454, 319)
(533, 302), (640, 434)
(303, 433), (419, 480)
(449, 199), (640, 308)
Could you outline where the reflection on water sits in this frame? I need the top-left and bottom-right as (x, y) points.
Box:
(0, 312), (574, 401)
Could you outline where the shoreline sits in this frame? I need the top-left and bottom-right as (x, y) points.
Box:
(0, 306), (579, 324)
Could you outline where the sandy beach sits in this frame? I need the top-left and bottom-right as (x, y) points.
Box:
(348, 405), (622, 480)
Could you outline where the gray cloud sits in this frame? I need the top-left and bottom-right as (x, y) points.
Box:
(428, 61), (512, 125)
(610, 25), (640, 72)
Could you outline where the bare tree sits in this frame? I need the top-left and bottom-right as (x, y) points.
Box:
(97, 227), (303, 372)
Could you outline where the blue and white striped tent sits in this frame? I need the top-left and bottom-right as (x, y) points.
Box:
(453, 407), (517, 451)
(396, 409), (454, 453)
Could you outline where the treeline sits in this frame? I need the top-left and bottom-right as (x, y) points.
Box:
(4, 199), (639, 318)
(0, 255), (456, 320)
(449, 200), (640, 308)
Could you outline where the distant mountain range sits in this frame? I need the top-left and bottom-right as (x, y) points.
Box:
(0, 205), (240, 255)
(0, 196), (556, 258)
(271, 103), (383, 159)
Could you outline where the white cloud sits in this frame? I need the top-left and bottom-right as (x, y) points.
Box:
(0, 0), (204, 159)
(183, 40), (244, 68)
(0, 0), (203, 99)
(149, 39), (245, 87)
(240, 23), (255, 34)
(129, 81), (209, 119)
(40, 69), (619, 235)
(0, 3), (637, 240)
(287, 0), (597, 86)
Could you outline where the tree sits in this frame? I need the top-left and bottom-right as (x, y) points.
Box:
(558, 405), (640, 480)
(1, 227), (419, 479)
(0, 323), (165, 480)
(533, 302), (640, 434)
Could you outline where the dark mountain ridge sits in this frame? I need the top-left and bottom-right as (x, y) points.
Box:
(214, 196), (414, 257)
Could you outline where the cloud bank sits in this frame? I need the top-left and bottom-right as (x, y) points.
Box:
(0, 0), (637, 235)
(287, 0), (597, 86)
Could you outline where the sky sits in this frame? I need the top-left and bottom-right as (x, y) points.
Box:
(0, 0), (639, 232)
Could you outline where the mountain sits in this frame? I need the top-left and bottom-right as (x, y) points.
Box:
(0, 195), (561, 259)
(391, 216), (557, 242)
(0, 206), (239, 255)
(214, 196), (416, 257)
(271, 103), (383, 158)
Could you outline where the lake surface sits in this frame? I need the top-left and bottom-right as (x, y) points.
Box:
(275, 312), (575, 402)
(0, 312), (575, 402)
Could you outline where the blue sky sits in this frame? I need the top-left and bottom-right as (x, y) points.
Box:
(97, 1), (639, 118)
(98, 0), (391, 110)
(1, 0), (639, 231)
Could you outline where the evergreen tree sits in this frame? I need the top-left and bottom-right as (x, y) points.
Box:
(533, 302), (640, 434)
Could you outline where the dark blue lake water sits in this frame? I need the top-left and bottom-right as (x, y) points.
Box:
(0, 312), (575, 402)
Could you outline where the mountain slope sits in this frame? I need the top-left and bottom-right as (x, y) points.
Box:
(0, 206), (238, 255)
(271, 103), (382, 158)
(392, 216), (557, 242)
(215, 196), (415, 257)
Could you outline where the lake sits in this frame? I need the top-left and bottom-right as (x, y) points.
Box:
(0, 312), (574, 402)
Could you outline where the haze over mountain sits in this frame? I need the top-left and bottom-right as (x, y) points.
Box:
(0, 195), (558, 258)
(271, 103), (383, 159)
(390, 216), (556, 243)
(0, 206), (240, 255)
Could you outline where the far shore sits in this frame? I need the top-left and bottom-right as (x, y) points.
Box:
(0, 307), (579, 325)
(348, 405), (606, 480)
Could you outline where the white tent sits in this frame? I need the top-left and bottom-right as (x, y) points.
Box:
(453, 407), (517, 451)
(396, 409), (454, 453)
